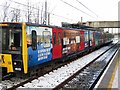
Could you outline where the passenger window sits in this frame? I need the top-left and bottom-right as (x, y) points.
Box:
(53, 33), (56, 46)
(58, 33), (61, 45)
(32, 30), (37, 50)
(43, 31), (51, 48)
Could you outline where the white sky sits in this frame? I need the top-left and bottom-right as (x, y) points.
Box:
(0, 0), (119, 26)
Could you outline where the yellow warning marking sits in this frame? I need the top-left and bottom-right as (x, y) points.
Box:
(22, 22), (28, 74)
(0, 54), (13, 73)
(0, 24), (9, 26)
(107, 56), (119, 89)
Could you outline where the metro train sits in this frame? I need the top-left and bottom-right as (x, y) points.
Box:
(0, 22), (113, 75)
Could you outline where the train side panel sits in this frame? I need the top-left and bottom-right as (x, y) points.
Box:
(52, 28), (62, 60)
(95, 31), (99, 46)
(62, 29), (80, 56)
(26, 26), (52, 68)
(79, 30), (85, 50)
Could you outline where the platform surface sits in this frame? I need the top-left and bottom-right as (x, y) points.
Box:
(111, 59), (120, 89)
(95, 47), (120, 89)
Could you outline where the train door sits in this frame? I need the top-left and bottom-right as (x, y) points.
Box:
(80, 30), (85, 50)
(52, 28), (62, 60)
(95, 31), (99, 46)
(84, 30), (89, 48)
(93, 31), (95, 46)
(89, 31), (93, 47)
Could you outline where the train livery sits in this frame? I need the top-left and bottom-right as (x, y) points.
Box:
(0, 22), (113, 74)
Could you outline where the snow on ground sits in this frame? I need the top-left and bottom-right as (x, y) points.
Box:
(112, 38), (119, 44)
(18, 46), (111, 88)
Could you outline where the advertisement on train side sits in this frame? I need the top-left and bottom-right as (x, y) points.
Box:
(26, 26), (52, 68)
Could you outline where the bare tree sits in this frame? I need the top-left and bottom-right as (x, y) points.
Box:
(27, 0), (33, 23)
(11, 8), (20, 22)
(36, 6), (40, 24)
(2, 2), (10, 22)
(33, 6), (40, 24)
(41, 4), (43, 24)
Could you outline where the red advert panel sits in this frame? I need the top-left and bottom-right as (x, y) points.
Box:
(62, 29), (80, 56)
(80, 30), (85, 51)
(52, 28), (62, 60)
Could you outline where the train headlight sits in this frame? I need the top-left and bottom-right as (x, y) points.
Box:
(14, 62), (17, 65)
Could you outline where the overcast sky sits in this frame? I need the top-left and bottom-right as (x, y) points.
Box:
(0, 0), (119, 26)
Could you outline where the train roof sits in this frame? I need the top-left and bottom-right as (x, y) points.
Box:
(0, 22), (103, 32)
(26, 22), (100, 31)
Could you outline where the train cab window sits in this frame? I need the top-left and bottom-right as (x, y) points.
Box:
(43, 31), (51, 48)
(1, 24), (22, 53)
(9, 29), (21, 51)
(53, 32), (56, 46)
(58, 33), (61, 45)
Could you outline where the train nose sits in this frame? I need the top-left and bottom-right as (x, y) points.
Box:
(0, 54), (13, 73)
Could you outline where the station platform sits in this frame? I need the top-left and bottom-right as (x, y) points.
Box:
(95, 47), (120, 89)
(111, 62), (119, 89)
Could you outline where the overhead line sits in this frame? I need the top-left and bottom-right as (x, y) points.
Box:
(7, 0), (94, 21)
(76, 0), (98, 17)
(8, 0), (39, 10)
(60, 0), (95, 18)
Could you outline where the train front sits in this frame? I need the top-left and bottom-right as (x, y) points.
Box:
(0, 22), (27, 76)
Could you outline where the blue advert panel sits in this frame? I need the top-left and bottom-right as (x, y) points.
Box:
(26, 26), (52, 68)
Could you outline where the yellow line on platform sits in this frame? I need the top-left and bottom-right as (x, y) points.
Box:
(107, 56), (120, 89)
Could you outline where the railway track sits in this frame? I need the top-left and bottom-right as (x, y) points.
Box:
(0, 42), (118, 89)
(54, 43), (119, 89)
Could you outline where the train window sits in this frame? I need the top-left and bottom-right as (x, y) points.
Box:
(2, 29), (7, 50)
(90, 31), (93, 41)
(1, 27), (22, 52)
(53, 33), (56, 46)
(32, 30), (37, 50)
(43, 31), (51, 48)
(84, 31), (88, 41)
(76, 36), (80, 43)
(58, 33), (61, 45)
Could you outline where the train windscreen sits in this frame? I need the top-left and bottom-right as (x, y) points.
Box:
(1, 23), (22, 54)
